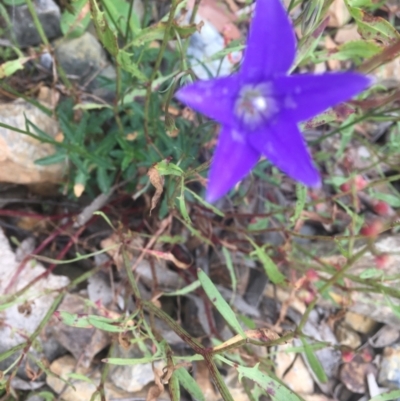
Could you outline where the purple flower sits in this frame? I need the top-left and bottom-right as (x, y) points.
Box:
(175, 0), (372, 203)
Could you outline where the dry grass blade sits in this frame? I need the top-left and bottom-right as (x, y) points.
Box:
(148, 166), (165, 214)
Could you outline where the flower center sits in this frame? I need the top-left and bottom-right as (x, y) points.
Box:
(234, 83), (277, 129)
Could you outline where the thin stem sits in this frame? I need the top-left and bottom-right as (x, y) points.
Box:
(143, 0), (180, 143)
(25, 0), (49, 46)
(296, 245), (369, 333)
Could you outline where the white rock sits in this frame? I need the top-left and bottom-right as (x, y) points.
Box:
(0, 229), (69, 374)
(0, 100), (65, 184)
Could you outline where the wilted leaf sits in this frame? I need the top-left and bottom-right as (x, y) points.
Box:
(213, 328), (280, 353)
(302, 103), (356, 129)
(148, 166), (165, 214)
(347, 5), (400, 45)
(146, 363), (164, 401)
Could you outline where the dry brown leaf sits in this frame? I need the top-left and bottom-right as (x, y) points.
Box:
(146, 363), (165, 401)
(147, 166), (164, 215)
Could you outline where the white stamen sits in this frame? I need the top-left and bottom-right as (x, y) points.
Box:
(234, 83), (278, 129)
(254, 96), (267, 111)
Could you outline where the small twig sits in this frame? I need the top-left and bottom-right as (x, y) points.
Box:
(131, 215), (172, 271)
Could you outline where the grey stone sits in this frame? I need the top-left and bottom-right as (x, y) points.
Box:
(109, 345), (164, 393)
(54, 32), (116, 100)
(187, 15), (233, 79)
(6, 0), (61, 47)
(379, 344), (400, 389)
(48, 293), (111, 368)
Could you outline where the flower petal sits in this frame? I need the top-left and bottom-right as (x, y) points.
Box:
(274, 72), (373, 122)
(241, 0), (296, 80)
(206, 126), (260, 202)
(175, 76), (239, 125)
(248, 119), (320, 186)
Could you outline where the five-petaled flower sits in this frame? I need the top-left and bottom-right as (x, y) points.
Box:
(175, 0), (372, 203)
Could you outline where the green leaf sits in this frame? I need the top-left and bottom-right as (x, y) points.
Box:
(174, 367), (205, 401)
(89, 0), (118, 56)
(56, 311), (92, 328)
(369, 390), (400, 401)
(36, 391), (56, 401)
(97, 167), (112, 193)
(360, 268), (383, 279)
(104, 356), (162, 365)
(3, 0), (25, 5)
(163, 280), (201, 296)
(185, 187), (224, 217)
(169, 372), (181, 401)
(248, 238), (286, 285)
(290, 184), (307, 225)
(300, 337), (328, 383)
(0, 57), (30, 79)
(67, 373), (95, 384)
(222, 247), (237, 301)
(128, 21), (198, 48)
(177, 177), (191, 223)
(237, 364), (305, 401)
(197, 269), (246, 338)
(371, 192), (400, 207)
(101, 0), (140, 34)
(60, 0), (91, 37)
(333, 40), (381, 62)
(87, 316), (126, 333)
(155, 160), (183, 176)
(35, 152), (66, 166)
(117, 50), (147, 82)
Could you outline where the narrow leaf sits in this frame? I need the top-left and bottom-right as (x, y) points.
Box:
(174, 367), (205, 401)
(248, 238), (285, 285)
(300, 337), (328, 383)
(237, 364), (305, 401)
(197, 269), (246, 338)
